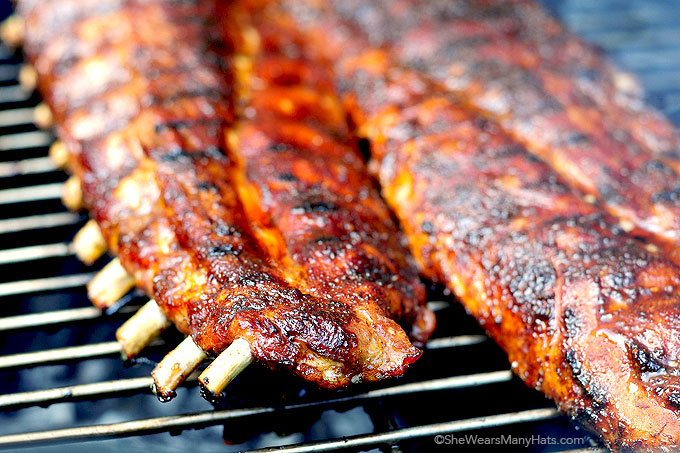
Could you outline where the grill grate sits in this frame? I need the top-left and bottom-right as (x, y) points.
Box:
(1, 0), (678, 451)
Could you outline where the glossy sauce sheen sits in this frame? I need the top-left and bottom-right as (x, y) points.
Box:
(273, 1), (680, 449)
(321, 0), (680, 247)
(17, 0), (434, 388)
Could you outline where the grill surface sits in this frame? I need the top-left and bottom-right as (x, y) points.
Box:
(0, 0), (678, 452)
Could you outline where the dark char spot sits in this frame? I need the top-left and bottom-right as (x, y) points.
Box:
(208, 243), (240, 257)
(291, 201), (338, 215)
(421, 221), (435, 234)
(268, 143), (290, 153)
(277, 172), (298, 181)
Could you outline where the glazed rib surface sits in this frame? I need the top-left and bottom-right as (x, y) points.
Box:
(318, 0), (680, 247)
(17, 0), (434, 388)
(267, 1), (680, 449)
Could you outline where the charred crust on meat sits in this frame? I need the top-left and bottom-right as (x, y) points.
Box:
(277, 172), (298, 181)
(291, 200), (338, 214)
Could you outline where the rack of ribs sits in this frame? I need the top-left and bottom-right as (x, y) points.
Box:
(314, 0), (680, 249)
(14, 0), (435, 398)
(265, 0), (680, 449)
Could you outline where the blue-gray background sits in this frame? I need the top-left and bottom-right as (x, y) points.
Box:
(543, 0), (680, 126)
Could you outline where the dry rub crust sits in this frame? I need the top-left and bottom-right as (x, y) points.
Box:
(276, 0), (680, 449)
(320, 0), (680, 246)
(17, 0), (434, 388)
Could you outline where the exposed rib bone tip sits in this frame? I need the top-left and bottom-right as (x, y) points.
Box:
(0, 15), (24, 47)
(62, 175), (84, 211)
(117, 299), (170, 360)
(619, 219), (635, 233)
(48, 141), (69, 168)
(73, 219), (107, 265)
(18, 64), (37, 92)
(199, 338), (253, 396)
(87, 258), (135, 309)
(152, 336), (206, 401)
(33, 103), (53, 129)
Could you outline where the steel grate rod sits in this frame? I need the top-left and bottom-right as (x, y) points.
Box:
(0, 405), (559, 448)
(0, 107), (37, 128)
(0, 242), (72, 265)
(0, 306), (102, 332)
(0, 64), (20, 82)
(0, 405), (274, 447)
(0, 156), (57, 177)
(252, 408), (561, 453)
(425, 300), (449, 311)
(0, 341), (122, 370)
(0, 130), (53, 151)
(0, 212), (82, 235)
(0, 377), (155, 411)
(0, 272), (95, 298)
(426, 335), (487, 349)
(0, 370), (512, 412)
(0, 84), (33, 104)
(0, 182), (63, 205)
(0, 334), (489, 370)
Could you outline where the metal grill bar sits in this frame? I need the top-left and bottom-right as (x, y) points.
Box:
(0, 371), (520, 447)
(0, 130), (53, 151)
(0, 370), (512, 412)
(0, 107), (36, 127)
(0, 64), (20, 82)
(0, 242), (72, 265)
(0, 377), (154, 410)
(0, 303), (455, 333)
(0, 406), (560, 449)
(0, 273), (95, 298)
(253, 408), (561, 453)
(0, 212), (82, 235)
(0, 334), (488, 370)
(0, 156), (57, 177)
(0, 85), (33, 104)
(425, 300), (449, 311)
(426, 335), (487, 349)
(0, 341), (122, 370)
(0, 307), (101, 331)
(0, 299), (466, 338)
(0, 305), (140, 332)
(0, 182), (63, 205)
(0, 405), (274, 447)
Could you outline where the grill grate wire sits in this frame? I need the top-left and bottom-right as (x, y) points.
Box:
(1, 0), (679, 451)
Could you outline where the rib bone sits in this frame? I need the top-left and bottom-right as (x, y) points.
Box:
(87, 258), (135, 309)
(61, 175), (83, 211)
(18, 65), (37, 92)
(33, 103), (53, 129)
(48, 141), (69, 168)
(73, 219), (107, 265)
(152, 336), (206, 401)
(116, 299), (170, 360)
(199, 338), (253, 396)
(0, 15), (24, 47)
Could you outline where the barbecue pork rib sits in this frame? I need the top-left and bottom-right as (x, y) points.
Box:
(312, 0), (680, 249)
(256, 1), (680, 449)
(16, 0), (434, 389)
